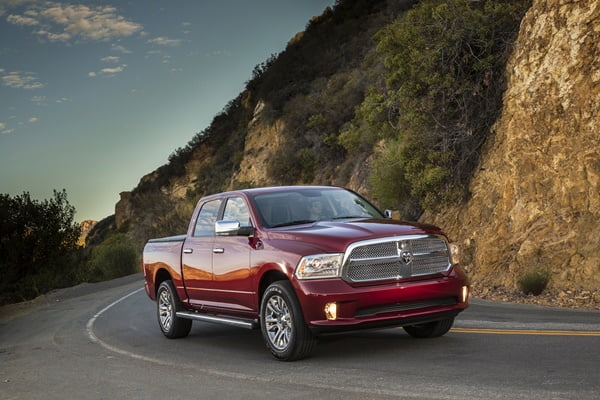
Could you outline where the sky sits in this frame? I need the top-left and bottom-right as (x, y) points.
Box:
(0, 0), (335, 222)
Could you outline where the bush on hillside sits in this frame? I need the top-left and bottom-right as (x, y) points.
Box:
(517, 268), (551, 296)
(0, 190), (82, 304)
(86, 233), (139, 282)
(349, 0), (531, 211)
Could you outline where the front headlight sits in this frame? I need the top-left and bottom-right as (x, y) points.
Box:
(295, 253), (343, 280)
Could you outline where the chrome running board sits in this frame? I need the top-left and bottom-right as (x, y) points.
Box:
(176, 311), (258, 330)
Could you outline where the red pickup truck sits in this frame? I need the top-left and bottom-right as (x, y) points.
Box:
(143, 186), (469, 360)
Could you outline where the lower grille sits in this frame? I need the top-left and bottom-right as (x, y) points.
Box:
(355, 297), (458, 318)
(343, 235), (452, 283)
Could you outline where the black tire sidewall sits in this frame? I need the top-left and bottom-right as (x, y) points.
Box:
(156, 280), (191, 338)
(404, 317), (454, 338)
(260, 281), (306, 360)
(157, 281), (176, 336)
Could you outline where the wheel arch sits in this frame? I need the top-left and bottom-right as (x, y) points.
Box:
(154, 268), (172, 296)
(258, 269), (289, 307)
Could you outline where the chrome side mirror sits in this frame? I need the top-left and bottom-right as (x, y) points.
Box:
(215, 220), (254, 236)
(215, 220), (241, 236)
(384, 210), (393, 219)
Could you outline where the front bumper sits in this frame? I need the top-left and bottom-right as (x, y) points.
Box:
(293, 267), (469, 334)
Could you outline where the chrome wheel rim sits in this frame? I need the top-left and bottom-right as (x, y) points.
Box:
(265, 295), (292, 351)
(158, 288), (173, 332)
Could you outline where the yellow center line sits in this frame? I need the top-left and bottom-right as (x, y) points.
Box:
(450, 328), (600, 337)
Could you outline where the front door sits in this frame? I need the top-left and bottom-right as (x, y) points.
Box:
(210, 196), (256, 312)
(181, 198), (221, 305)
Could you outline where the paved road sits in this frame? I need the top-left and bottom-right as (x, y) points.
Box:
(1, 274), (599, 400)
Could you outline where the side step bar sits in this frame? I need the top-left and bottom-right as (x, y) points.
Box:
(176, 311), (259, 330)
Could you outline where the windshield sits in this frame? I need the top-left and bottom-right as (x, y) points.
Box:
(251, 188), (384, 228)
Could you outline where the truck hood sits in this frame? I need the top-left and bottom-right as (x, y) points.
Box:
(266, 218), (445, 253)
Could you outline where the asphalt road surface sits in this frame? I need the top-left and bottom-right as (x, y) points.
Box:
(1, 274), (599, 400)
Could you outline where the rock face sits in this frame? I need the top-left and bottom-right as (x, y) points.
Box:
(115, 192), (132, 229)
(231, 100), (282, 188)
(426, 0), (600, 290)
(77, 220), (97, 247)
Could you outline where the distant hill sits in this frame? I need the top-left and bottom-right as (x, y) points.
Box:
(89, 0), (599, 293)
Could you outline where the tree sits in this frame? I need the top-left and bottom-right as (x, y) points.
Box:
(0, 190), (82, 303)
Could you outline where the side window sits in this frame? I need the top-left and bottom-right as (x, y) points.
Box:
(193, 199), (221, 237)
(222, 197), (252, 227)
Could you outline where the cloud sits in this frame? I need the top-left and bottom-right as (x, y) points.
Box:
(2, 70), (45, 89)
(6, 2), (142, 43)
(2, 129), (15, 135)
(56, 97), (71, 103)
(31, 95), (46, 103)
(88, 64), (127, 77)
(0, 122), (5, 130)
(28, 117), (38, 123)
(34, 29), (70, 42)
(101, 55), (120, 63)
(0, 0), (36, 16)
(147, 36), (182, 47)
(111, 44), (131, 54)
(6, 13), (39, 26)
(100, 66), (125, 74)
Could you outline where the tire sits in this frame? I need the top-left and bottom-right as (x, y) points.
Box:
(403, 317), (454, 338)
(156, 280), (192, 339)
(260, 280), (316, 361)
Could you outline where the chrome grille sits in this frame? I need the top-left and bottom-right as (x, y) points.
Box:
(349, 242), (397, 259)
(343, 235), (451, 283)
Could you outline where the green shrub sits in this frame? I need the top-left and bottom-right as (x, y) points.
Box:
(517, 268), (551, 296)
(87, 233), (139, 282)
(365, 0), (530, 211)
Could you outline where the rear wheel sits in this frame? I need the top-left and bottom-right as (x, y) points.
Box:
(156, 280), (192, 338)
(260, 280), (316, 361)
(403, 317), (454, 338)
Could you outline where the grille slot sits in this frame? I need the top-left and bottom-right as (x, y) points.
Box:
(355, 297), (458, 318)
(343, 235), (451, 283)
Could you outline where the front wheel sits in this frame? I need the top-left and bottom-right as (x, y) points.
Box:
(260, 281), (316, 361)
(403, 317), (454, 338)
(156, 280), (192, 339)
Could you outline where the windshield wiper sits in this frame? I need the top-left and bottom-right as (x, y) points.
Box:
(330, 216), (369, 220)
(271, 220), (317, 228)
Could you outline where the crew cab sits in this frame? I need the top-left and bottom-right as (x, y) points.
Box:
(143, 186), (469, 360)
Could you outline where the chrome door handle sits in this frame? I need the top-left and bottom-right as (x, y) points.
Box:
(183, 248), (193, 254)
(213, 248), (224, 254)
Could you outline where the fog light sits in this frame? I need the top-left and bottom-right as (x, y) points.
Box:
(462, 286), (469, 303)
(324, 302), (337, 320)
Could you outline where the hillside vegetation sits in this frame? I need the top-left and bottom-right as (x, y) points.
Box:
(0, 191), (138, 304)
(110, 0), (529, 244)
(92, 0), (600, 298)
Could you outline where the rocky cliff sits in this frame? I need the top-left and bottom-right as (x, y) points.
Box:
(77, 220), (97, 247)
(110, 0), (598, 297)
(425, 0), (600, 291)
